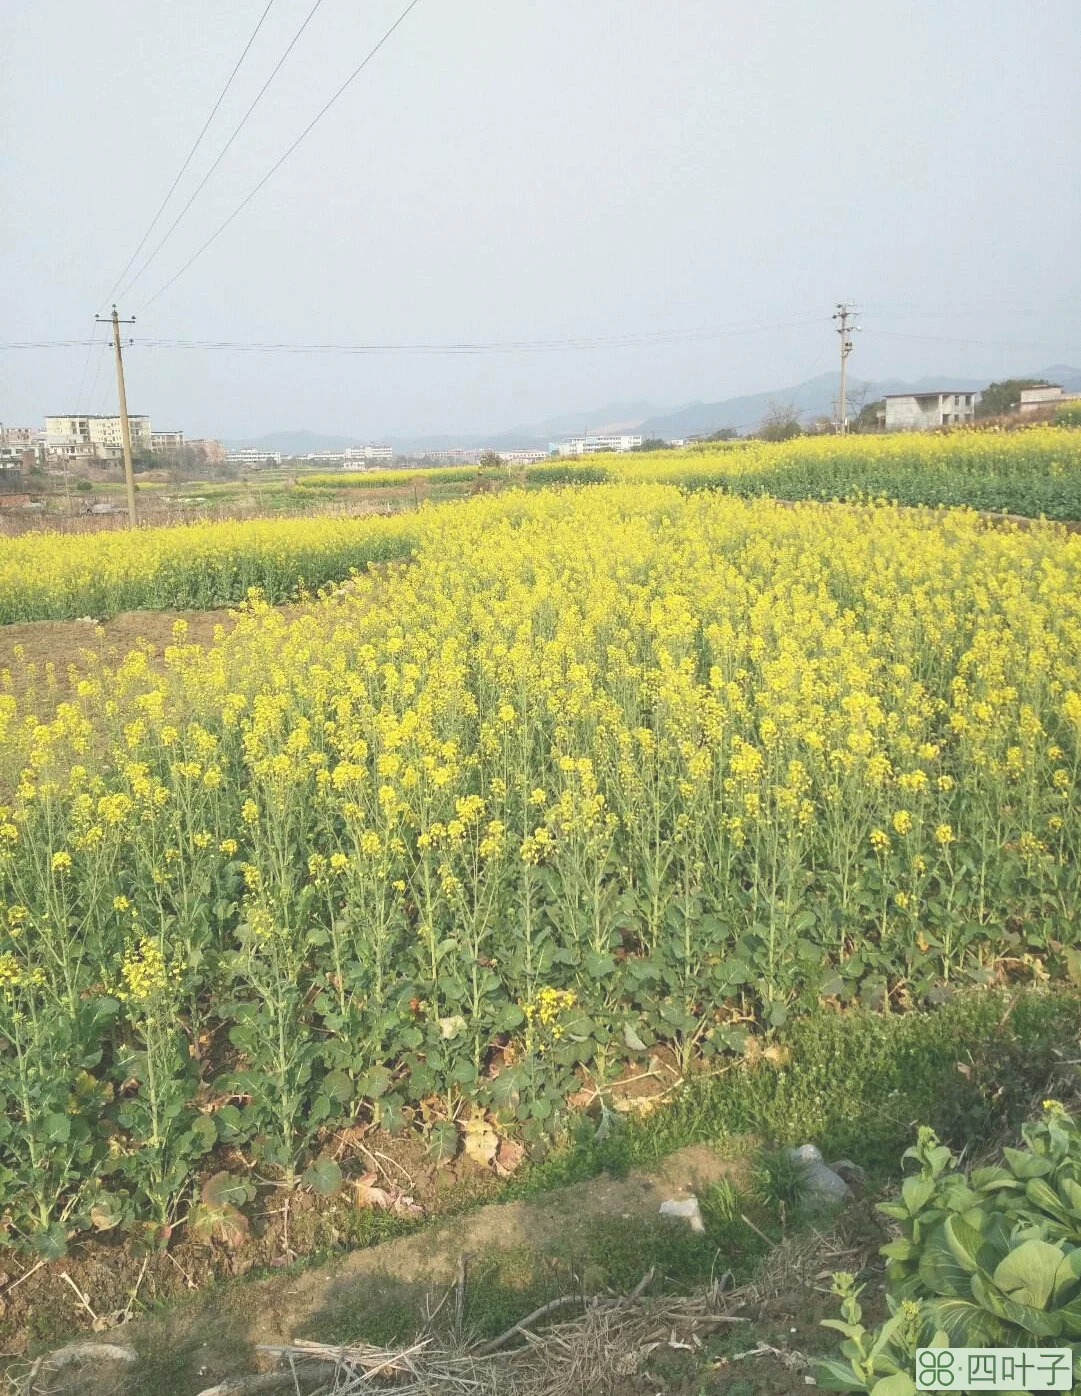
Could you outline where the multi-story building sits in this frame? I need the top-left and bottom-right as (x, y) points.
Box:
(551, 434), (643, 456)
(1, 425), (35, 449)
(883, 392), (977, 431)
(496, 449), (549, 464)
(44, 414), (152, 460)
(0, 426), (38, 471)
(344, 445), (394, 463)
(151, 430), (185, 452)
(225, 448), (282, 466)
(411, 446), (549, 466)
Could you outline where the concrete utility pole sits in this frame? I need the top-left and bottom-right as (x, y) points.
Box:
(96, 306), (138, 527)
(833, 303), (859, 435)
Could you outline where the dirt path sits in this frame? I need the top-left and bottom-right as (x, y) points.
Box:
(20, 1143), (748, 1396)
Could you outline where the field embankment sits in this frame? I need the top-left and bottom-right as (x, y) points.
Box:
(5, 988), (1077, 1392)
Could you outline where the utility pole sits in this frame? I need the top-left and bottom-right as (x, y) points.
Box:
(833, 303), (859, 435)
(96, 306), (138, 527)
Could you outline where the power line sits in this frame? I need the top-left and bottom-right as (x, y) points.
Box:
(10, 317), (1081, 360)
(0, 315), (824, 356)
(137, 0), (425, 311)
(0, 340), (101, 349)
(117, 0), (328, 304)
(131, 317), (828, 353)
(98, 0), (278, 312)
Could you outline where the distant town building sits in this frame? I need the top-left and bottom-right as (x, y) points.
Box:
(0, 426), (38, 471)
(417, 448), (487, 465)
(187, 438), (226, 463)
(344, 445), (394, 463)
(1, 425), (35, 448)
(151, 430), (185, 452)
(1019, 385), (1081, 414)
(225, 448), (282, 466)
(296, 446), (394, 466)
(44, 413), (152, 460)
(551, 434), (643, 456)
(411, 448), (548, 466)
(883, 392), (976, 431)
(495, 449), (549, 464)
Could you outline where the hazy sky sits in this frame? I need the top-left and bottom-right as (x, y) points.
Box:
(3, 0), (1080, 440)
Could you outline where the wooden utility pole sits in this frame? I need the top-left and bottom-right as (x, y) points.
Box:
(833, 303), (859, 435)
(96, 306), (138, 527)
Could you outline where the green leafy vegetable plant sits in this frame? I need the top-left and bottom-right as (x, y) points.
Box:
(820, 1103), (1081, 1393)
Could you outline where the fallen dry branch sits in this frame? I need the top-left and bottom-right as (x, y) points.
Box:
(214, 1278), (756, 1396)
(472, 1294), (588, 1356)
(242, 1220), (866, 1396)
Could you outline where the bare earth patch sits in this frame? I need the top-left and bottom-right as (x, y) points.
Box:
(0, 609), (239, 695)
(4, 1143), (753, 1396)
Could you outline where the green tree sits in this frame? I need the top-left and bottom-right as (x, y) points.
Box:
(629, 438), (670, 452)
(853, 398), (885, 432)
(975, 378), (1048, 418)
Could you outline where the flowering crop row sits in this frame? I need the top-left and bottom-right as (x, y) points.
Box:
(0, 512), (419, 624)
(612, 425), (1081, 518)
(3, 429), (1080, 624)
(1, 485), (1080, 1254)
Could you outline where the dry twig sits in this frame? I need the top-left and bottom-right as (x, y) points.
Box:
(182, 1227), (854, 1396)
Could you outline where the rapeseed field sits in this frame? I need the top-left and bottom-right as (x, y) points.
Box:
(1, 484), (1080, 1254)
(3, 427), (1080, 624)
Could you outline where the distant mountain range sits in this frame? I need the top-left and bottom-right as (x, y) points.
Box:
(227, 365), (1081, 454)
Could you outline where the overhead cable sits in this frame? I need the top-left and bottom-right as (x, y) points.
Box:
(98, 0), (279, 312)
(118, 0), (328, 303)
(136, 0), (424, 311)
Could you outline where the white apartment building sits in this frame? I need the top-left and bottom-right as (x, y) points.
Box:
(496, 449), (549, 464)
(151, 430), (185, 452)
(299, 446), (393, 466)
(1019, 385), (1081, 414)
(551, 434), (643, 456)
(45, 413), (152, 460)
(225, 448), (283, 466)
(883, 392), (976, 431)
(344, 445), (393, 463)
